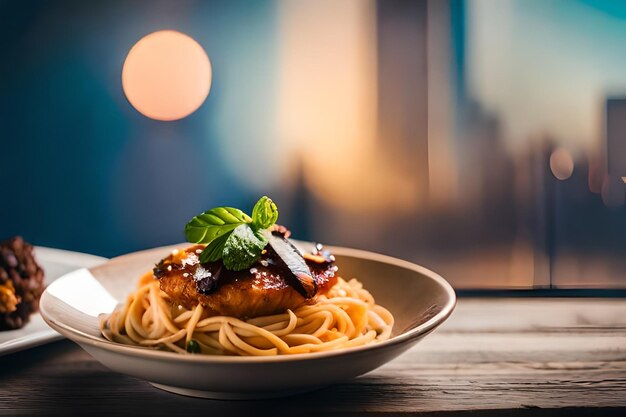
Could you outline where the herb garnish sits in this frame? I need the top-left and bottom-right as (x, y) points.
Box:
(186, 339), (201, 353)
(184, 196), (279, 271)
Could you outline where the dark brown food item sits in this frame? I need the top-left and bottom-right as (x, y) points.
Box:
(154, 243), (338, 319)
(266, 233), (316, 298)
(0, 237), (45, 330)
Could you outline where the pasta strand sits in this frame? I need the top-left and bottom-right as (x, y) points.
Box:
(100, 277), (394, 356)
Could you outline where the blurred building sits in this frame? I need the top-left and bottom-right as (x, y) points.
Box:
(2, 0), (626, 289)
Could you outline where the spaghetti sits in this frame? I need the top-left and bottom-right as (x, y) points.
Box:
(100, 273), (394, 356)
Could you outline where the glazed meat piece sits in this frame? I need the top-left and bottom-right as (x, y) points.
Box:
(154, 244), (338, 318)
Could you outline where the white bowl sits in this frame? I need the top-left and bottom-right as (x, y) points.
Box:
(40, 243), (456, 399)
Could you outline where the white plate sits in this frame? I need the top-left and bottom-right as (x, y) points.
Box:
(0, 247), (107, 356)
(40, 243), (456, 399)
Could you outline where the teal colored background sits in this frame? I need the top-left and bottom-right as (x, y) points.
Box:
(0, 0), (279, 257)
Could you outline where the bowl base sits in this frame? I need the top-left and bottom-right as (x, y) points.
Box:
(149, 382), (320, 400)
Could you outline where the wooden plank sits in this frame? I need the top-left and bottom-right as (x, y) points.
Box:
(441, 298), (626, 332)
(1, 299), (626, 416)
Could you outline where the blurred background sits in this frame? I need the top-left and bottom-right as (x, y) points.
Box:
(1, 0), (626, 289)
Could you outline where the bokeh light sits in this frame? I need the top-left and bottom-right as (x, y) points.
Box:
(549, 148), (574, 180)
(122, 30), (212, 121)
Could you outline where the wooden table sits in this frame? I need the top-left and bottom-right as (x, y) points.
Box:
(2, 298), (626, 416)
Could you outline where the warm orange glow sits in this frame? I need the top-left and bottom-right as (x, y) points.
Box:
(278, 0), (418, 213)
(122, 30), (212, 121)
(549, 148), (574, 180)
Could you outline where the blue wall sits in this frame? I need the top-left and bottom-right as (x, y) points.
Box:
(0, 0), (278, 257)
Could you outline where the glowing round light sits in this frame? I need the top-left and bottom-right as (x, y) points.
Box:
(122, 30), (212, 121)
(549, 148), (574, 180)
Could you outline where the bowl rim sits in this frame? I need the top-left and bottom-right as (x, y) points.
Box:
(40, 243), (456, 364)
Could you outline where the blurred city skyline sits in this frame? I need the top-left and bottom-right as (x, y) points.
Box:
(1, 0), (626, 289)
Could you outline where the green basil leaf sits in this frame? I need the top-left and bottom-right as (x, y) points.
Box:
(199, 233), (230, 263)
(186, 339), (201, 353)
(185, 207), (252, 244)
(222, 224), (268, 271)
(251, 196), (279, 230)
